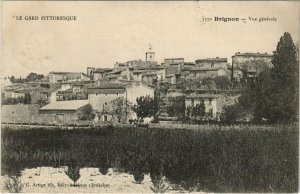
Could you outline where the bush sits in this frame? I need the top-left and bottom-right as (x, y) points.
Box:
(220, 104), (241, 124)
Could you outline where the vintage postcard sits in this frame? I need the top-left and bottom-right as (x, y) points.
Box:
(1, 1), (299, 193)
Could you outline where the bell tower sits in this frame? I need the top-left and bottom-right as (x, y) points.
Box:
(145, 44), (155, 62)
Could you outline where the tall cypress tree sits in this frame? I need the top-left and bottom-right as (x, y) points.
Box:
(265, 32), (298, 123)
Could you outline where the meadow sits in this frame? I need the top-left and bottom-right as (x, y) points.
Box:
(1, 124), (298, 192)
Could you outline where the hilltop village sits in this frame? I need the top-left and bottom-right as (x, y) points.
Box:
(2, 46), (275, 125)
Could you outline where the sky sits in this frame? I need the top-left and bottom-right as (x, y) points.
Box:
(2, 1), (299, 77)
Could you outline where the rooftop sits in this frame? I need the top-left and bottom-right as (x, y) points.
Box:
(142, 72), (157, 76)
(49, 71), (83, 75)
(195, 58), (227, 62)
(189, 67), (222, 71)
(132, 70), (144, 74)
(87, 82), (127, 89)
(232, 52), (273, 58)
(164, 58), (184, 60)
(60, 80), (94, 86)
(94, 68), (112, 73)
(105, 70), (123, 75)
(184, 62), (195, 65)
(39, 100), (89, 111)
(186, 93), (218, 99)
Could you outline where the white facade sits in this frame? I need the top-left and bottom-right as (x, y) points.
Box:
(125, 82), (155, 122)
(185, 94), (219, 118)
(60, 83), (72, 91)
(126, 82), (154, 104)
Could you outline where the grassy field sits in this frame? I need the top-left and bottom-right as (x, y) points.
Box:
(1, 124), (298, 192)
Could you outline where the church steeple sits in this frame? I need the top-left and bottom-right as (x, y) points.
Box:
(146, 43), (155, 62)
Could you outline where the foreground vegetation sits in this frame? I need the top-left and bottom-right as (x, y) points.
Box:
(1, 124), (298, 192)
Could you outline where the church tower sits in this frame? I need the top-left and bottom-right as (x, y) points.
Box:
(145, 44), (155, 62)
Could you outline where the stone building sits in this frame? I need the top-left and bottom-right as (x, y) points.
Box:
(231, 52), (273, 82)
(87, 81), (155, 123)
(165, 74), (181, 84)
(91, 68), (112, 81)
(38, 100), (90, 124)
(164, 58), (184, 76)
(3, 84), (25, 98)
(87, 82), (127, 122)
(146, 44), (155, 63)
(137, 66), (166, 81)
(87, 67), (95, 77)
(185, 93), (219, 119)
(141, 72), (158, 86)
(124, 81), (154, 104)
(48, 72), (91, 83)
(1, 104), (40, 123)
(195, 57), (228, 69)
(188, 68), (226, 79)
(131, 70), (144, 81)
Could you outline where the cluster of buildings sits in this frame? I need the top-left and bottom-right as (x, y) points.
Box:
(1, 46), (274, 125)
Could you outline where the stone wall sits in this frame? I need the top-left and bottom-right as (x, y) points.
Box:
(1, 104), (40, 123)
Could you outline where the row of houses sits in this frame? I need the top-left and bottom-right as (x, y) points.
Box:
(2, 92), (221, 125)
(2, 47), (273, 125)
(84, 51), (272, 85)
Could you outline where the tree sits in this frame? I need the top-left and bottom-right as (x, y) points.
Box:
(220, 103), (241, 124)
(133, 171), (145, 184)
(36, 98), (48, 107)
(79, 104), (95, 120)
(111, 97), (131, 123)
(166, 96), (186, 119)
(26, 73), (44, 82)
(201, 77), (216, 91)
(191, 103), (206, 120)
(198, 102), (206, 117)
(65, 165), (81, 185)
(237, 32), (298, 124)
(9, 76), (16, 83)
(132, 95), (158, 123)
(265, 32), (298, 123)
(251, 32), (298, 123)
(23, 93), (31, 104)
(214, 76), (231, 90)
(186, 105), (192, 118)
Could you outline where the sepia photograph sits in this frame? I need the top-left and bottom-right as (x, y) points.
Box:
(1, 1), (299, 193)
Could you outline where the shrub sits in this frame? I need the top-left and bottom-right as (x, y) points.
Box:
(3, 176), (24, 193)
(65, 165), (81, 185)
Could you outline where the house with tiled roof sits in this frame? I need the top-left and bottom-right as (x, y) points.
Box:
(195, 57), (228, 69)
(185, 93), (220, 119)
(37, 100), (90, 124)
(86, 82), (127, 122)
(48, 71), (91, 83)
(93, 68), (112, 80)
(188, 67), (227, 79)
(231, 52), (273, 82)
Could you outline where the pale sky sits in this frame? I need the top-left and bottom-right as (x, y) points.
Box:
(2, 1), (300, 77)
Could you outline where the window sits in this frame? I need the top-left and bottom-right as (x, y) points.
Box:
(191, 99), (194, 107)
(211, 62), (214, 68)
(96, 93), (98, 96)
(105, 93), (107, 96)
(116, 92), (119, 96)
(104, 115), (108, 122)
(105, 102), (107, 105)
(209, 99), (212, 105)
